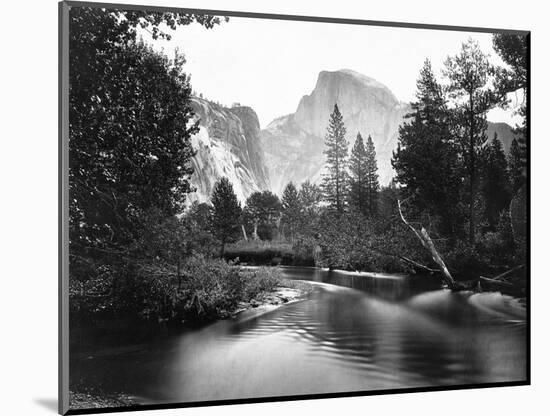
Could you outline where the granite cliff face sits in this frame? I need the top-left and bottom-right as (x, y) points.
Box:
(186, 71), (517, 202)
(261, 70), (410, 194)
(187, 97), (269, 204)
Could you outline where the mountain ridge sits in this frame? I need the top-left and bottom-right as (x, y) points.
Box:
(187, 70), (518, 203)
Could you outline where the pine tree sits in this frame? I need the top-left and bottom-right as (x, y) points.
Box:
(444, 39), (497, 244)
(493, 34), (528, 162)
(508, 138), (524, 193)
(281, 182), (302, 240)
(481, 134), (511, 230)
(211, 177), (242, 257)
(392, 59), (461, 237)
(365, 135), (380, 216)
(322, 104), (349, 213)
(348, 133), (369, 215)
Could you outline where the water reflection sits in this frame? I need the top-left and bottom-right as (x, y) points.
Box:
(70, 266), (526, 405)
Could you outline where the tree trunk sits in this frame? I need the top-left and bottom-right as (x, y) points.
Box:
(468, 93), (476, 245)
(241, 224), (248, 241)
(398, 200), (458, 289)
(177, 257), (181, 291)
(252, 220), (259, 240)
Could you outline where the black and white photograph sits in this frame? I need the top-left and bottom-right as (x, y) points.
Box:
(59, 1), (529, 414)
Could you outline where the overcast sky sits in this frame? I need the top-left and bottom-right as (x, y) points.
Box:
(147, 16), (521, 128)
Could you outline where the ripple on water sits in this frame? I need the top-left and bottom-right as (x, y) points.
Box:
(221, 282), (526, 387)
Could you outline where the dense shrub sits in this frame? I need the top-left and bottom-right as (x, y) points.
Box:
(239, 267), (281, 299)
(292, 235), (320, 265)
(442, 240), (486, 279)
(225, 239), (314, 266)
(178, 256), (243, 319)
(313, 211), (429, 273)
(70, 262), (178, 320)
(70, 256), (283, 324)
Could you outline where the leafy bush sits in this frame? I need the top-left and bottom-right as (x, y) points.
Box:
(225, 239), (313, 265)
(292, 235), (319, 265)
(239, 267), (280, 299)
(442, 240), (486, 279)
(177, 256), (243, 319)
(476, 211), (516, 270)
(314, 211), (428, 273)
(70, 256), (283, 324)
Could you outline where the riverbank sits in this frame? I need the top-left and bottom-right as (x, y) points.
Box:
(69, 277), (313, 411)
(226, 278), (313, 318)
(70, 259), (301, 325)
(224, 240), (315, 266)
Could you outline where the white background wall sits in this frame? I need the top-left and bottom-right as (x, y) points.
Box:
(1, 0), (547, 415)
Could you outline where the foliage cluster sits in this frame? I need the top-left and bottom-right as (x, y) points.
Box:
(70, 256), (281, 322)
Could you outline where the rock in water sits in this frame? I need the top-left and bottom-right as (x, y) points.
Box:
(187, 97), (270, 204)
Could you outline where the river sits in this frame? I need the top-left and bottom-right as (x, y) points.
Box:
(70, 266), (527, 405)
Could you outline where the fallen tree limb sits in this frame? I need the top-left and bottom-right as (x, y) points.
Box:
(398, 200), (458, 289)
(479, 276), (514, 286)
(400, 256), (440, 273)
(363, 244), (439, 274)
(490, 264), (525, 281)
(479, 264), (525, 288)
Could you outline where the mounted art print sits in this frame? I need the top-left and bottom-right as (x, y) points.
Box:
(59, 1), (530, 414)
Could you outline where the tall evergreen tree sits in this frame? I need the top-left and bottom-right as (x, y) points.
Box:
(211, 177), (242, 257)
(322, 104), (349, 213)
(392, 59), (461, 236)
(493, 34), (528, 162)
(444, 39), (497, 244)
(348, 133), (369, 215)
(480, 134), (511, 230)
(365, 135), (380, 216)
(281, 182), (302, 240)
(508, 138), (524, 193)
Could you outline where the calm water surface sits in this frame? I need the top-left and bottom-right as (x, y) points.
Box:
(70, 266), (527, 404)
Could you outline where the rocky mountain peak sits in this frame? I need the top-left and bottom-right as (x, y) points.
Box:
(263, 70), (410, 194)
(314, 69), (400, 105)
